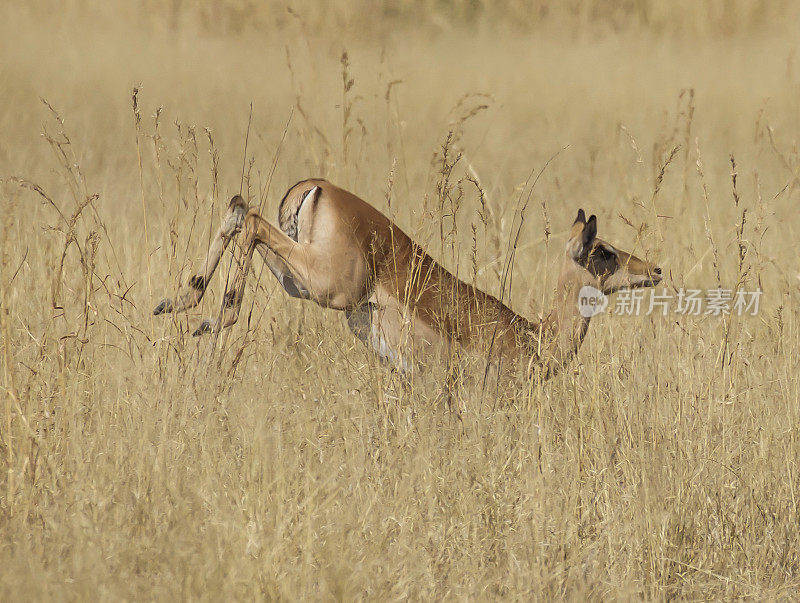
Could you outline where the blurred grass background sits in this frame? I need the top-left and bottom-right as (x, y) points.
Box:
(2, 0), (800, 598)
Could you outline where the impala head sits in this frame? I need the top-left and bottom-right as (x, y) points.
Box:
(566, 209), (662, 294)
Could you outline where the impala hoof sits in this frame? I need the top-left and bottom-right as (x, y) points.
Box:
(153, 298), (173, 315)
(193, 319), (213, 337)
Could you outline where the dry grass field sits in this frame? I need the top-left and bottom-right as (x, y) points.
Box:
(2, 0), (800, 599)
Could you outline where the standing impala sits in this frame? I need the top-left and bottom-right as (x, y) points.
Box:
(154, 179), (662, 377)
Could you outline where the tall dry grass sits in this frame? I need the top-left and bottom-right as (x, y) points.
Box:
(2, 1), (800, 598)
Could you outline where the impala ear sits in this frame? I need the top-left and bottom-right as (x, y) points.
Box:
(582, 214), (597, 248)
(574, 209), (586, 225)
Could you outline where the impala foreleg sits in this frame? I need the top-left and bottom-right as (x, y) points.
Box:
(345, 302), (412, 374)
(153, 195), (248, 315)
(346, 303), (375, 344)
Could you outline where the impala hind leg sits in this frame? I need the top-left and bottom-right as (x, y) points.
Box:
(153, 195), (248, 315)
(255, 245), (311, 300)
(193, 201), (370, 334)
(258, 227), (368, 310)
(192, 237), (257, 336)
(193, 230), (314, 335)
(192, 209), (313, 334)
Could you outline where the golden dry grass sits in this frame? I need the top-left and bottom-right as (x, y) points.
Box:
(2, 1), (800, 599)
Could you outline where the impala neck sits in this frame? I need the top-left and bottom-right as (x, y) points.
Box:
(539, 260), (596, 370)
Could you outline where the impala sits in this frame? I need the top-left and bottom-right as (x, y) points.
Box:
(154, 179), (662, 377)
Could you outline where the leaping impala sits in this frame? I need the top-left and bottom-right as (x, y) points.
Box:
(153, 179), (662, 377)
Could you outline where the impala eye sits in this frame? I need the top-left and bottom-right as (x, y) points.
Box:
(600, 244), (618, 258)
(590, 245), (615, 261)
